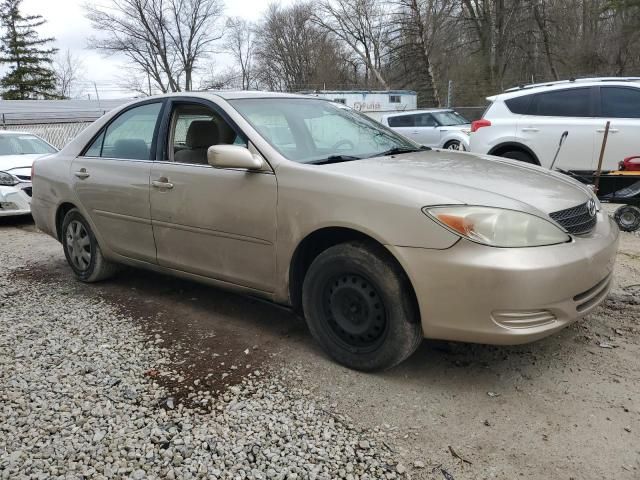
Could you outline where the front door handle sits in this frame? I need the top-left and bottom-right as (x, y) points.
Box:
(74, 168), (90, 179)
(152, 178), (174, 190)
(521, 127), (539, 132)
(597, 128), (619, 133)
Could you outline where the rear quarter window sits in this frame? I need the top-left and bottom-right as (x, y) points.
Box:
(505, 95), (533, 115)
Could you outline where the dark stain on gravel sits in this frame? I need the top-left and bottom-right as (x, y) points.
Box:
(11, 260), (311, 407)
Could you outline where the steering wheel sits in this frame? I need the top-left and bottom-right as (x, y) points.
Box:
(330, 139), (355, 151)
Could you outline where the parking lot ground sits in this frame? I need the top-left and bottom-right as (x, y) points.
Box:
(1, 215), (639, 479)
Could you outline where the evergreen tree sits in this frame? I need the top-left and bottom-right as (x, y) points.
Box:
(0, 0), (57, 99)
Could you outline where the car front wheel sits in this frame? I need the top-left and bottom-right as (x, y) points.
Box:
(444, 140), (463, 151)
(62, 209), (119, 282)
(302, 241), (423, 371)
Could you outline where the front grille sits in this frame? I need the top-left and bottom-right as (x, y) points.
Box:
(22, 186), (32, 197)
(16, 175), (31, 181)
(549, 202), (596, 235)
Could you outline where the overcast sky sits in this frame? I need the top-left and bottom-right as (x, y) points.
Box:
(20, 0), (284, 99)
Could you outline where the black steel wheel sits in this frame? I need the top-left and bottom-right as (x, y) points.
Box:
(302, 241), (422, 371)
(322, 273), (388, 351)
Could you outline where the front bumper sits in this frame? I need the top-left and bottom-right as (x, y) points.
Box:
(0, 183), (32, 217)
(389, 212), (619, 345)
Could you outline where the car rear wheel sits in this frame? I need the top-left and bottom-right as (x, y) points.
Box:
(62, 209), (119, 282)
(501, 149), (536, 164)
(614, 205), (640, 232)
(302, 241), (422, 371)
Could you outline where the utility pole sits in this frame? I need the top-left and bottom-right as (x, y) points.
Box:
(93, 82), (101, 108)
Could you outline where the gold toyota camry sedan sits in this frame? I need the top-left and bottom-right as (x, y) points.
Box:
(31, 92), (619, 371)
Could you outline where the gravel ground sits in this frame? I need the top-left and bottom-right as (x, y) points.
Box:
(0, 222), (408, 479)
(1, 212), (639, 480)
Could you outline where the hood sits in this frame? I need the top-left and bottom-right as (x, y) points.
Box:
(0, 154), (42, 173)
(319, 150), (591, 216)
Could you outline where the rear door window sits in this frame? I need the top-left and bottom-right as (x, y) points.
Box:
(601, 87), (640, 118)
(387, 115), (415, 127)
(531, 88), (591, 117)
(414, 113), (437, 127)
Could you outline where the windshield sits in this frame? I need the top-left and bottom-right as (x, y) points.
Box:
(228, 98), (419, 163)
(431, 111), (469, 126)
(0, 134), (57, 155)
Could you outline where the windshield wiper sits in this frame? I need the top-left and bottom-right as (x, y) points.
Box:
(367, 146), (429, 158)
(309, 155), (363, 165)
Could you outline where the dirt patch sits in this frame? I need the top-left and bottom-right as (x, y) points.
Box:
(10, 260), (308, 409)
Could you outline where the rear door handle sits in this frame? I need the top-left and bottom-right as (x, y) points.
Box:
(521, 127), (539, 132)
(152, 178), (174, 190)
(74, 168), (90, 179)
(597, 128), (619, 133)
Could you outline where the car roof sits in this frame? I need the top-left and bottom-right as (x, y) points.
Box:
(383, 108), (454, 118)
(490, 78), (640, 101)
(177, 90), (315, 101)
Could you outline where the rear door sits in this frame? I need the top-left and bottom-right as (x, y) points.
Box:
(596, 86), (640, 171)
(71, 101), (164, 263)
(387, 113), (440, 146)
(412, 113), (441, 146)
(517, 87), (597, 170)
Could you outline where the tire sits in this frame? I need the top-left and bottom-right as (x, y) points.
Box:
(61, 209), (119, 282)
(614, 205), (640, 232)
(444, 140), (462, 151)
(302, 241), (422, 371)
(500, 150), (536, 164)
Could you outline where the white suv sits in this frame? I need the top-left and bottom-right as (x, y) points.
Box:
(469, 78), (640, 171)
(380, 109), (471, 150)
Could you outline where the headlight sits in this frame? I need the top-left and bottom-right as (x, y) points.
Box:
(423, 206), (571, 247)
(0, 171), (19, 186)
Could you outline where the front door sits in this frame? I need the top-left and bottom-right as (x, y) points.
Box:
(71, 101), (164, 263)
(150, 99), (278, 292)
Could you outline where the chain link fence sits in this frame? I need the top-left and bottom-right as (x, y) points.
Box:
(1, 121), (93, 149)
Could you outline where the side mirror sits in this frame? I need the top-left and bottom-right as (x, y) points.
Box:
(207, 145), (264, 170)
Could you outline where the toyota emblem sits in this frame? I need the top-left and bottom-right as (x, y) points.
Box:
(588, 198), (597, 217)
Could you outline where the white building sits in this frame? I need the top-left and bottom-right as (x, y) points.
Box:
(300, 90), (417, 120)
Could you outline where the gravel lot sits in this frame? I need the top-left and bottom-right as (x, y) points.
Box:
(1, 213), (639, 479)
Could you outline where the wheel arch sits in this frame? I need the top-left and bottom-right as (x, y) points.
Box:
(55, 202), (78, 242)
(488, 142), (540, 165)
(287, 226), (420, 322)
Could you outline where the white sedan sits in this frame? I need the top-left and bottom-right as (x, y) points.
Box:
(0, 131), (58, 216)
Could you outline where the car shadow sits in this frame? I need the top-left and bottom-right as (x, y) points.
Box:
(10, 237), (593, 403)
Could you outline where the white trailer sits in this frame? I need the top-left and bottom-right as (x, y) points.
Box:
(300, 90), (417, 120)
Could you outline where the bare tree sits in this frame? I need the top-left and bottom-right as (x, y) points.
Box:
(224, 17), (255, 90)
(86, 0), (224, 92)
(253, 2), (351, 91)
(313, 0), (391, 88)
(53, 49), (84, 98)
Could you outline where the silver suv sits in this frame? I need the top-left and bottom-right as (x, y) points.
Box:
(469, 78), (640, 171)
(380, 109), (471, 150)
